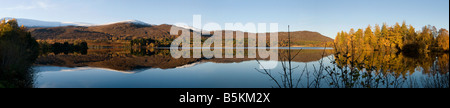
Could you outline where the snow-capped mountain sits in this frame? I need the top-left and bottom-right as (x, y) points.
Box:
(101, 20), (151, 26)
(60, 22), (95, 27)
(174, 24), (202, 32)
(2, 17), (93, 27)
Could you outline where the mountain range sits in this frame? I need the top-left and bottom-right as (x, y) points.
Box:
(3, 17), (333, 46)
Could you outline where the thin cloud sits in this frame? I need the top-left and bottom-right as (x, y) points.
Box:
(5, 0), (52, 10)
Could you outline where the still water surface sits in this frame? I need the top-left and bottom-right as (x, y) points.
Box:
(33, 47), (449, 88)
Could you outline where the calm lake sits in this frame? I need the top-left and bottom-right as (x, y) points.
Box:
(33, 47), (449, 88)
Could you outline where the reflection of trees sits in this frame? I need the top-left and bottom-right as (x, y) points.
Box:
(39, 41), (88, 55)
(130, 48), (170, 57)
(327, 49), (449, 88)
(334, 50), (448, 76)
(256, 47), (448, 88)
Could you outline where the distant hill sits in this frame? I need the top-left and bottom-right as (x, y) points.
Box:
(277, 31), (333, 46)
(87, 22), (175, 39)
(18, 18), (333, 46)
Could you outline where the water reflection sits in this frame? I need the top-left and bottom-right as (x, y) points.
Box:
(36, 48), (332, 70)
(257, 49), (449, 88)
(329, 51), (449, 88)
(34, 48), (449, 88)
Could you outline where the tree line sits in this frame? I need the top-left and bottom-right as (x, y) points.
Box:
(334, 22), (449, 55)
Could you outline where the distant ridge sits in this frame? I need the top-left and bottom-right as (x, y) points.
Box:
(98, 20), (151, 26)
(5, 17), (333, 46)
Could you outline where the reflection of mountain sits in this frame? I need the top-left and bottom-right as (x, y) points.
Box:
(175, 62), (204, 69)
(35, 48), (332, 71)
(34, 66), (142, 74)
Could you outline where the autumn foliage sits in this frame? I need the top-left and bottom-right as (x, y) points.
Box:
(334, 22), (449, 54)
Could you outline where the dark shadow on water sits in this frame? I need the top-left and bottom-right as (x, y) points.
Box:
(39, 41), (88, 55)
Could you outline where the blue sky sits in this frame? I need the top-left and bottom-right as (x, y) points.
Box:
(1, 0), (448, 38)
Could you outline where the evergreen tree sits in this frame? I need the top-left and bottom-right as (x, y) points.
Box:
(406, 25), (416, 44)
(381, 23), (390, 50)
(393, 22), (403, 50)
(420, 26), (433, 51)
(354, 29), (364, 50)
(364, 25), (375, 50)
(401, 21), (408, 39)
(437, 29), (449, 51)
(374, 24), (382, 50)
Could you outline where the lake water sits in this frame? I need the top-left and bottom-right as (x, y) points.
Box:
(33, 47), (449, 88)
